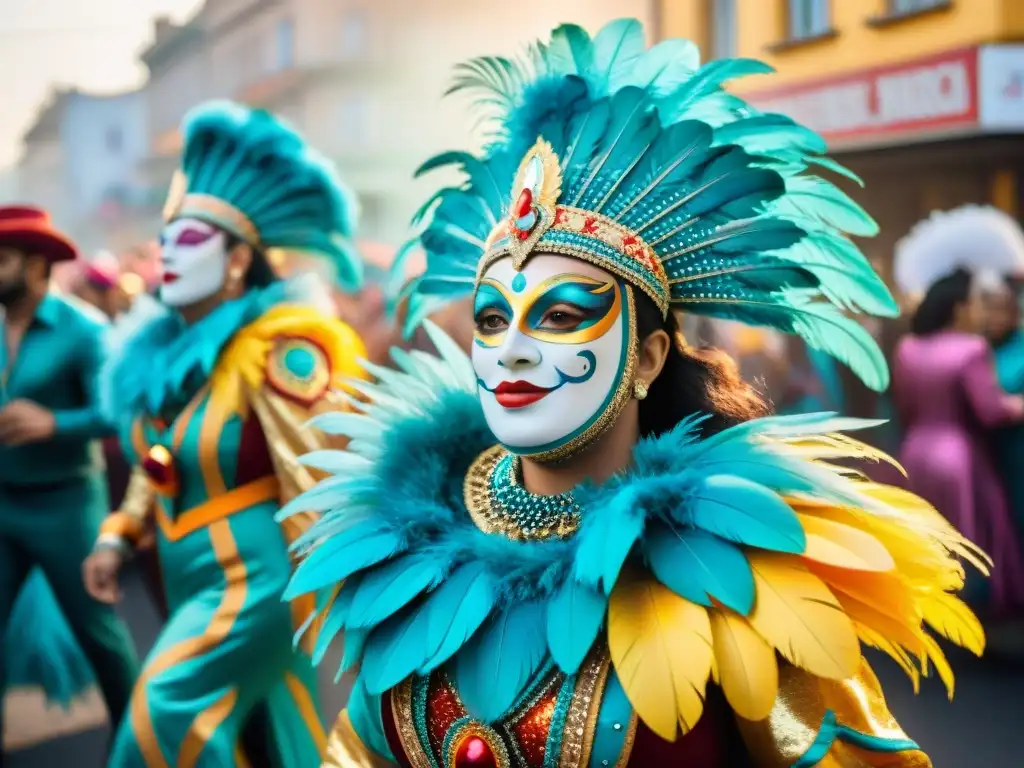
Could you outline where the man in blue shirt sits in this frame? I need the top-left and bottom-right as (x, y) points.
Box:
(0, 205), (139, 760)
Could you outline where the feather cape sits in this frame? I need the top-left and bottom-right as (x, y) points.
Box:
(286, 323), (987, 742)
(100, 275), (333, 430)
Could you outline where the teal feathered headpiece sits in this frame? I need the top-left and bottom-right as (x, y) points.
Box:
(165, 100), (362, 290)
(395, 19), (897, 390)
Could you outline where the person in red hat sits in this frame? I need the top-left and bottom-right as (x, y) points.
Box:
(0, 205), (140, 758)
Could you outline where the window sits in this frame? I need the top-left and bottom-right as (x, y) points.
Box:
(890, 0), (945, 11)
(788, 0), (830, 39)
(708, 0), (737, 60)
(275, 18), (294, 71)
(105, 127), (123, 154)
(340, 10), (367, 58)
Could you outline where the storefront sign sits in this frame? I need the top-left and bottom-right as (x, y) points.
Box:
(747, 49), (979, 148)
(978, 45), (1024, 129)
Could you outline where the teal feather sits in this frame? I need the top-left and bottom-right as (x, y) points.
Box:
(453, 601), (548, 723)
(346, 555), (448, 631)
(177, 101), (362, 290)
(590, 18), (646, 95)
(545, 24), (594, 77)
(419, 560), (498, 673)
(311, 578), (358, 665)
(360, 606), (432, 694)
(285, 526), (402, 599)
(340, 628), (368, 675)
(347, 678), (394, 762)
(571, 502), (644, 595)
(298, 449), (373, 475)
(546, 578), (607, 674)
(687, 475), (806, 553)
(643, 526), (755, 615)
(624, 38), (700, 96)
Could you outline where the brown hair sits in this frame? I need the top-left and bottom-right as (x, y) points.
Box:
(635, 293), (769, 438)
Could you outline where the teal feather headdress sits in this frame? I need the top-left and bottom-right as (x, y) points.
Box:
(394, 19), (897, 390)
(165, 100), (363, 290)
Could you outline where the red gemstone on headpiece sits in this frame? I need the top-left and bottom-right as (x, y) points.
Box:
(454, 735), (498, 768)
(513, 188), (533, 220)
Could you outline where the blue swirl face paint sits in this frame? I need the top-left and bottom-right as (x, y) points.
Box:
(472, 254), (636, 460)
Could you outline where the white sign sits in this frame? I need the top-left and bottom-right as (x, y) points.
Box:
(978, 44), (1024, 130)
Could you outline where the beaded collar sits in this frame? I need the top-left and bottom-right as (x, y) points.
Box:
(463, 445), (582, 541)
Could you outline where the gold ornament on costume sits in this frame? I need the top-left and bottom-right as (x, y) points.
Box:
(494, 138), (563, 271)
(633, 379), (648, 400)
(162, 170), (188, 223)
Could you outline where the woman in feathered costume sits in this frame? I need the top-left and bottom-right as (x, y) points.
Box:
(80, 101), (367, 767)
(286, 21), (986, 767)
(893, 206), (1024, 620)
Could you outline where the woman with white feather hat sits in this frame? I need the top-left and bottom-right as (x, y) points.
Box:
(893, 205), (1024, 619)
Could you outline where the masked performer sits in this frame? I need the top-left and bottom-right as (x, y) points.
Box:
(82, 101), (366, 768)
(287, 21), (986, 768)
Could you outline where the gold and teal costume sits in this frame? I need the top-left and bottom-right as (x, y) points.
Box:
(97, 101), (366, 768)
(286, 20), (987, 768)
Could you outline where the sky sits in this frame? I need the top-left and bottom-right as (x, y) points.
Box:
(0, 0), (204, 168)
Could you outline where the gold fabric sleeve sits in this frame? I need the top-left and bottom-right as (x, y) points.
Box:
(323, 710), (395, 768)
(735, 659), (931, 767)
(98, 466), (155, 547)
(249, 388), (352, 504)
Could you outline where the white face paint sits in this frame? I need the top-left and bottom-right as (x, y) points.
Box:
(159, 217), (229, 307)
(472, 253), (634, 459)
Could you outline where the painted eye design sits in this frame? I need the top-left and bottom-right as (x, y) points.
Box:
(175, 227), (215, 246)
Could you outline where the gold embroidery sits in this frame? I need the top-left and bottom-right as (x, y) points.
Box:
(559, 646), (609, 768)
(391, 679), (434, 768)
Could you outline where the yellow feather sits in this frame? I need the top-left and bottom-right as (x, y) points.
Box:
(709, 607), (778, 722)
(797, 513), (895, 573)
(920, 632), (956, 700)
(746, 553), (860, 681)
(854, 624), (921, 693)
(918, 590), (985, 656)
(608, 574), (714, 741)
(808, 564), (918, 626)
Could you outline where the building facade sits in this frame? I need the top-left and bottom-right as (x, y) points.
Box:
(662, 0), (1024, 416)
(134, 0), (653, 245)
(17, 87), (149, 253)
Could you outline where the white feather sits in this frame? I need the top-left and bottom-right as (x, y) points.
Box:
(894, 205), (1024, 295)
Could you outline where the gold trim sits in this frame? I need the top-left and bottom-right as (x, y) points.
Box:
(130, 519), (247, 767)
(390, 680), (434, 768)
(559, 646), (610, 768)
(482, 206), (670, 316)
(463, 446), (581, 541)
(176, 193), (260, 245)
(179, 689), (239, 767)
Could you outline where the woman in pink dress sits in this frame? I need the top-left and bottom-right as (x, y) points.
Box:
(895, 268), (1024, 616)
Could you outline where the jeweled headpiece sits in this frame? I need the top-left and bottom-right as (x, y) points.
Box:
(395, 20), (898, 390)
(164, 100), (363, 290)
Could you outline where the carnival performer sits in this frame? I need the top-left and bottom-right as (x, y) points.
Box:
(893, 207), (1024, 619)
(81, 101), (367, 767)
(0, 205), (140, 762)
(283, 20), (988, 767)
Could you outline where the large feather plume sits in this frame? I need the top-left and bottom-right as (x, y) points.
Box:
(395, 19), (897, 390)
(894, 204), (1024, 297)
(286, 324), (984, 740)
(176, 100), (363, 290)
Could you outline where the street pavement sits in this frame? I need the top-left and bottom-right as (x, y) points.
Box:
(5, 568), (1023, 767)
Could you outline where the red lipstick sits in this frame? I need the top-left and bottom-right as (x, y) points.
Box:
(163, 272), (180, 284)
(493, 380), (552, 409)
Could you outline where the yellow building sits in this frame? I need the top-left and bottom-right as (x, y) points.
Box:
(661, 0), (1024, 283)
